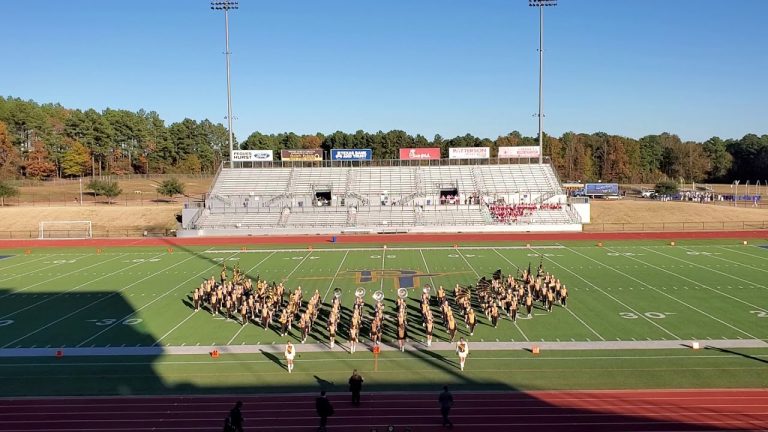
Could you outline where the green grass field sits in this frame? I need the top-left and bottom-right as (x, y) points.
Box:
(1, 238), (767, 396)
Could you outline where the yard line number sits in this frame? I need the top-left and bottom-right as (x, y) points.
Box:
(86, 318), (143, 326)
(619, 312), (676, 319)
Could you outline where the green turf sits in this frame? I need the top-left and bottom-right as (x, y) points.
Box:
(0, 239), (767, 396)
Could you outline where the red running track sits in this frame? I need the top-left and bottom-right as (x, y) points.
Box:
(0, 230), (765, 249)
(0, 389), (766, 432)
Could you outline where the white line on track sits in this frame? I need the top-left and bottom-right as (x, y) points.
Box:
(571, 245), (758, 340)
(0, 254), (112, 297)
(493, 248), (605, 341)
(75, 252), (242, 348)
(1, 253), (197, 348)
(642, 247), (768, 309)
(158, 252), (278, 346)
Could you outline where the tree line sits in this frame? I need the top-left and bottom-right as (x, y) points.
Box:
(2, 96), (767, 184)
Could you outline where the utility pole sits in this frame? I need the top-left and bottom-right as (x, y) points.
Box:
(529, 0), (557, 164)
(211, 1), (239, 164)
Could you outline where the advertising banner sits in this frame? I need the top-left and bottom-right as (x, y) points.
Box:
(280, 149), (323, 161)
(232, 150), (274, 162)
(330, 149), (373, 161)
(399, 147), (441, 160)
(498, 146), (541, 159)
(584, 183), (619, 196)
(448, 147), (490, 160)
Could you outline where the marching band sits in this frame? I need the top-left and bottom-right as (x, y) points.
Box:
(189, 260), (570, 371)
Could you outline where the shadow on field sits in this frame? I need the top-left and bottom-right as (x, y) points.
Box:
(0, 284), (748, 431)
(706, 346), (768, 364)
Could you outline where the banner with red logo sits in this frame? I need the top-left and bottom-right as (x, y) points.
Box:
(498, 146), (540, 158)
(399, 148), (441, 160)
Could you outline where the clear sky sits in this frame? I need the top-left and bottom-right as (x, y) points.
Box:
(1, 0), (766, 143)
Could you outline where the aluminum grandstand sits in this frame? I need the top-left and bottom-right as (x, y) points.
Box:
(178, 157), (587, 236)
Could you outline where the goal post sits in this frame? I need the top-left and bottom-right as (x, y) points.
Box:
(39, 221), (93, 239)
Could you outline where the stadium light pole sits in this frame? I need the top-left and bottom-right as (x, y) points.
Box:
(529, 0), (557, 164)
(211, 1), (238, 164)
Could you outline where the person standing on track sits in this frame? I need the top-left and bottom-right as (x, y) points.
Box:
(223, 400), (244, 432)
(315, 390), (334, 432)
(348, 369), (364, 406)
(438, 386), (454, 428)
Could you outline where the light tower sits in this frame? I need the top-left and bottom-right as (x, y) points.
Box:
(211, 1), (238, 164)
(529, 0), (557, 164)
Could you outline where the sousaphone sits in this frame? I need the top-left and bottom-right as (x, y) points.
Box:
(333, 288), (342, 299)
(373, 290), (384, 302)
(355, 287), (366, 298)
(397, 287), (408, 299)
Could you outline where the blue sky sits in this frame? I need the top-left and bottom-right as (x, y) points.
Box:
(1, 0), (766, 142)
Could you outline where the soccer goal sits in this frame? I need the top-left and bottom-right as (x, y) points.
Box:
(39, 221), (93, 239)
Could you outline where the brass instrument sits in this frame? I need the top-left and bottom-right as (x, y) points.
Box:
(355, 287), (366, 298)
(373, 290), (384, 302)
(397, 287), (408, 299)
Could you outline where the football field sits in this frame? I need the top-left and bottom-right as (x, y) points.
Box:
(0, 238), (767, 396)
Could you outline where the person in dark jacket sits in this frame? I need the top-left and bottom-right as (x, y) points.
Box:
(315, 390), (334, 431)
(438, 386), (454, 428)
(348, 369), (364, 406)
(225, 401), (244, 432)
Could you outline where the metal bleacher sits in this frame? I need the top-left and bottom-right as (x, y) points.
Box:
(187, 160), (581, 235)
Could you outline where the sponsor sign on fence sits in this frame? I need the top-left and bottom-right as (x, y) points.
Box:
(232, 150), (274, 162)
(585, 183), (619, 196)
(448, 147), (490, 160)
(330, 149), (373, 161)
(399, 147), (441, 160)
(498, 146), (541, 159)
(280, 149), (323, 161)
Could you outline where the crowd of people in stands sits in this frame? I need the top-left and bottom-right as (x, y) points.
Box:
(488, 203), (562, 224)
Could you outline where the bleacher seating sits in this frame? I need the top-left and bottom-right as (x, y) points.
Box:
(185, 161), (581, 234)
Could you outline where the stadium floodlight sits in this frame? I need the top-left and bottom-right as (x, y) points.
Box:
(529, 0), (557, 164)
(211, 1), (239, 164)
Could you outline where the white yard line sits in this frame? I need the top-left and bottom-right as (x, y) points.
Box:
(457, 247), (529, 342)
(676, 246), (768, 276)
(0, 254), (108, 294)
(0, 254), (51, 271)
(159, 252), (277, 346)
(321, 250), (350, 303)
(75, 253), (241, 348)
(717, 245), (768, 261)
(493, 248), (606, 341)
(380, 248), (386, 291)
(280, 250), (314, 284)
(568, 245), (758, 340)
(206, 245), (567, 254)
(0, 253), (137, 320)
(1, 252), (197, 348)
(643, 247), (768, 306)
(228, 252), (306, 345)
(419, 249), (437, 295)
